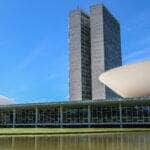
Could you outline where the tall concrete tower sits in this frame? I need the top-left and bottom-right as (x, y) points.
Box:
(69, 9), (92, 101)
(69, 4), (122, 101)
(90, 4), (122, 100)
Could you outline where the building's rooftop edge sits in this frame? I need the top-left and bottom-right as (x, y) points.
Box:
(90, 3), (120, 25)
(69, 7), (89, 17)
(0, 97), (150, 108)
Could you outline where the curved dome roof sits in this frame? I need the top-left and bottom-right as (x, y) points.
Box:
(0, 95), (15, 105)
(99, 61), (150, 98)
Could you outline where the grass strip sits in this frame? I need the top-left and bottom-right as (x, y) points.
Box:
(0, 128), (149, 135)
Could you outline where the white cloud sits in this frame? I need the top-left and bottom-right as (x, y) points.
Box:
(0, 95), (16, 105)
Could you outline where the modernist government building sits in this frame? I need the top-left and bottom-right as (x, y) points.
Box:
(0, 4), (150, 128)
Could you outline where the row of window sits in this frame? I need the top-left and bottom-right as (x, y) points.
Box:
(1, 105), (150, 124)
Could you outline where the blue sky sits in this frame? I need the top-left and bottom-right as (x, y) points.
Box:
(0, 0), (150, 103)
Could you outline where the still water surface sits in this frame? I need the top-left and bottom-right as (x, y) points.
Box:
(0, 132), (150, 150)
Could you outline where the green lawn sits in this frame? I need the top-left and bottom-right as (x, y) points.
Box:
(0, 128), (149, 135)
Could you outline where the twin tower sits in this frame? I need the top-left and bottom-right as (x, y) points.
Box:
(69, 4), (122, 101)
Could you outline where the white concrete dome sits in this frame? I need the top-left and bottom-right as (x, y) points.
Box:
(99, 61), (150, 98)
(0, 95), (15, 105)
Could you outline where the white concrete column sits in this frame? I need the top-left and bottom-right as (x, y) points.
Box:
(60, 106), (63, 128)
(119, 102), (122, 128)
(35, 106), (38, 128)
(88, 105), (91, 128)
(13, 108), (16, 128)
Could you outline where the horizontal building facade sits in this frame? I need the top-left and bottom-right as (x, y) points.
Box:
(0, 98), (150, 128)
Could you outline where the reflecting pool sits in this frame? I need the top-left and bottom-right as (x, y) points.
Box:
(0, 132), (150, 150)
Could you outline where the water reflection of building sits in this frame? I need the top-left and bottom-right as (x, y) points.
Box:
(0, 133), (149, 150)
